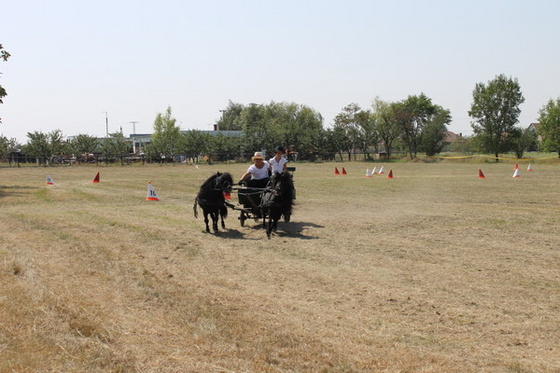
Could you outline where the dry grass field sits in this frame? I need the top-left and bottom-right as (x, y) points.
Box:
(1, 161), (559, 373)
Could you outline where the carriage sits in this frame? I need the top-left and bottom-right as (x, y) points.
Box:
(227, 166), (296, 227)
(195, 168), (295, 237)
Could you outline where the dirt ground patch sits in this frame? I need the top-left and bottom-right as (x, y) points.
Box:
(1, 162), (559, 372)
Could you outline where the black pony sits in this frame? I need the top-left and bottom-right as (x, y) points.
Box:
(260, 172), (295, 238)
(193, 172), (233, 232)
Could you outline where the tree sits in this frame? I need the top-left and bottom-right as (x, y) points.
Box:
(372, 98), (402, 159)
(469, 74), (525, 161)
(180, 130), (212, 163)
(145, 106), (182, 162)
(209, 133), (241, 162)
(399, 93), (438, 159)
(216, 100), (244, 130)
(333, 104), (363, 161)
(537, 97), (560, 157)
(24, 130), (66, 165)
(0, 44), (10, 110)
(0, 135), (19, 165)
(70, 134), (99, 163)
(268, 102), (323, 159)
(419, 106), (451, 157)
(510, 127), (537, 159)
(101, 131), (129, 165)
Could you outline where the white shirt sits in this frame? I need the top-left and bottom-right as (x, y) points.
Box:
(247, 161), (270, 180)
(269, 156), (287, 174)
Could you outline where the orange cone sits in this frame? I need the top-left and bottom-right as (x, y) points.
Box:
(146, 181), (160, 201)
(527, 164), (533, 171)
(365, 169), (372, 177)
(342, 167), (347, 175)
(92, 172), (100, 183)
(514, 163), (519, 170)
(46, 175), (55, 185)
(378, 166), (385, 174)
(372, 167), (378, 175)
(387, 170), (394, 179)
(512, 168), (521, 178)
(334, 167), (340, 175)
(478, 169), (485, 179)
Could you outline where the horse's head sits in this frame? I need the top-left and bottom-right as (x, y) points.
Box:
(214, 172), (233, 193)
(268, 172), (293, 200)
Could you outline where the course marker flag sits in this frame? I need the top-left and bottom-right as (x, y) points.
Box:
(146, 182), (160, 201)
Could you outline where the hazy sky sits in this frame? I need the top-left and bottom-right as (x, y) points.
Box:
(2, 0), (559, 143)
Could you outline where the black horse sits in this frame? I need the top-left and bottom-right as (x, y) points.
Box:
(260, 172), (295, 238)
(193, 172), (233, 232)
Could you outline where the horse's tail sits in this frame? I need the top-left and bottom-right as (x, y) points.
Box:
(193, 197), (199, 219)
(220, 203), (228, 219)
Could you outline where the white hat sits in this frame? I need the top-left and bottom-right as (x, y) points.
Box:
(252, 152), (264, 160)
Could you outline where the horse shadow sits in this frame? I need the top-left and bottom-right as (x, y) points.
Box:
(210, 221), (323, 240)
(266, 221), (324, 240)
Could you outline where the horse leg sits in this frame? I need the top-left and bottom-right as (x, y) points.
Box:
(211, 211), (219, 232)
(272, 208), (283, 232)
(203, 212), (210, 233)
(262, 208), (268, 229)
(266, 213), (273, 239)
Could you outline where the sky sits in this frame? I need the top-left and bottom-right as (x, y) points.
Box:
(1, 0), (559, 143)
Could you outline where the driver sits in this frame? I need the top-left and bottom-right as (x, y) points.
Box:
(238, 151), (271, 188)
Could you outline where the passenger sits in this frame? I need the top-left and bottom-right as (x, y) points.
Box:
(269, 146), (288, 175)
(238, 151), (271, 188)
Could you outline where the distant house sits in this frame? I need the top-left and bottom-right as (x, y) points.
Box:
(442, 131), (460, 145)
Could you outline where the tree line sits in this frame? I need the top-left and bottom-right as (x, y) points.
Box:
(2, 74), (560, 165)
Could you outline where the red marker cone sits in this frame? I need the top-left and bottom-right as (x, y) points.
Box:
(46, 175), (55, 185)
(512, 168), (521, 178)
(342, 167), (347, 175)
(378, 166), (385, 174)
(387, 170), (393, 179)
(92, 172), (100, 183)
(527, 164), (533, 171)
(334, 167), (340, 175)
(478, 169), (486, 179)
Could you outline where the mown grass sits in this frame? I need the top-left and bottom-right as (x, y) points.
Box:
(1, 161), (559, 372)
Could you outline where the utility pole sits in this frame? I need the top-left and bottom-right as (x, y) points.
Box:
(129, 121), (139, 154)
(104, 112), (109, 138)
(218, 109), (226, 131)
(129, 121), (138, 135)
